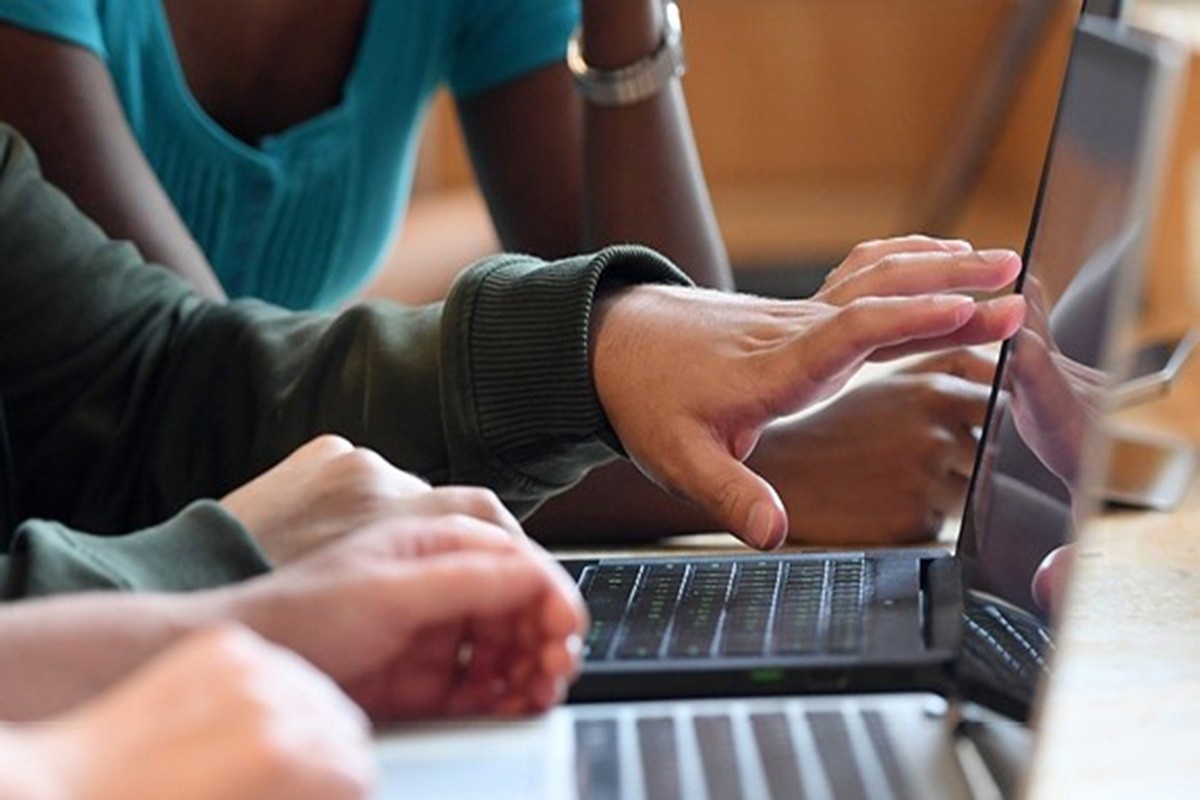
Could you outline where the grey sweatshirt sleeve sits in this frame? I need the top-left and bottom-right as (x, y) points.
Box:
(1, 501), (271, 599)
(0, 124), (691, 537)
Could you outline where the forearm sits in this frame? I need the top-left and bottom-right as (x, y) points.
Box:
(0, 126), (693, 527)
(0, 591), (211, 720)
(579, 0), (731, 289)
(0, 26), (225, 300)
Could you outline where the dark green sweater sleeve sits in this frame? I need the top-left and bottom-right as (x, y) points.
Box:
(0, 125), (691, 540)
(1, 502), (271, 599)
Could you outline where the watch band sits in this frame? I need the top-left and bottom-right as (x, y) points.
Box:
(566, 1), (686, 107)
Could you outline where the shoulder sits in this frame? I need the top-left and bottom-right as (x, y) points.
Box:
(0, 0), (110, 59)
(447, 0), (578, 97)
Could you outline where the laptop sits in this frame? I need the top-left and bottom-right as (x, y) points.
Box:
(376, 692), (1032, 799)
(372, 18), (1182, 800)
(561, 16), (1183, 718)
(1083, 0), (1125, 20)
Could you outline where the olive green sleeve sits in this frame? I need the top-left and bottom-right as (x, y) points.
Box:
(0, 125), (690, 536)
(1, 501), (271, 599)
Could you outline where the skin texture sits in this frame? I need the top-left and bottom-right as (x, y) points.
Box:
(589, 239), (1025, 548)
(0, 515), (586, 723)
(220, 435), (525, 565)
(0, 626), (375, 800)
(0, 4), (1016, 551)
(528, 345), (1000, 545)
(0, 0), (728, 298)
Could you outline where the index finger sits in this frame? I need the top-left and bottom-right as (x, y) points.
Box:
(818, 249), (1021, 306)
(790, 294), (980, 394)
(870, 295), (1026, 362)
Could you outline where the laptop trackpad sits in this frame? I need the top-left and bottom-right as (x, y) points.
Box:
(375, 714), (573, 799)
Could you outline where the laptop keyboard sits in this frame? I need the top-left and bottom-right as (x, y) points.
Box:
(580, 558), (870, 662)
(961, 593), (1054, 703)
(573, 698), (915, 800)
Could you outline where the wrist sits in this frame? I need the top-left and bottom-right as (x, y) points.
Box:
(580, 0), (664, 68)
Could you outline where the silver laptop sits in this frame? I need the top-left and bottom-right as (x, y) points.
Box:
(373, 17), (1182, 800)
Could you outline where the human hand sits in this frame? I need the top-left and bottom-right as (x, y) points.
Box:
(1031, 544), (1074, 616)
(750, 368), (993, 545)
(1007, 277), (1107, 486)
(220, 435), (523, 564)
(591, 235), (1024, 548)
(224, 516), (588, 720)
(11, 626), (373, 800)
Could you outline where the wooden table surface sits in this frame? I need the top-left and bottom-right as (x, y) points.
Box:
(1025, 327), (1200, 798)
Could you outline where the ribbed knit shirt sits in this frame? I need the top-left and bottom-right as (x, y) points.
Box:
(0, 0), (579, 309)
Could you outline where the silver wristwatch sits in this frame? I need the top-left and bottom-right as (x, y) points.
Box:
(566, 1), (686, 107)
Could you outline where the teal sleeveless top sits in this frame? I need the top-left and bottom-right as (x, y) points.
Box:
(0, 0), (578, 308)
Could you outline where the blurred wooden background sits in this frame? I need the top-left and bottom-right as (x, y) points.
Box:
(397, 0), (1197, 318)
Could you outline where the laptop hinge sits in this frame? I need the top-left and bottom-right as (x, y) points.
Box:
(920, 557), (964, 651)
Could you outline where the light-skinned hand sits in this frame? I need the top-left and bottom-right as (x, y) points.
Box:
(220, 435), (524, 564)
(1007, 277), (1107, 487)
(0, 626), (373, 800)
(218, 517), (588, 720)
(591, 235), (1025, 548)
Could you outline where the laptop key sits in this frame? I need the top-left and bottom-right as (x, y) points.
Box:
(667, 564), (733, 658)
(807, 710), (869, 799)
(720, 562), (782, 657)
(827, 561), (866, 653)
(638, 717), (683, 800)
(581, 565), (641, 660)
(694, 714), (744, 800)
(861, 710), (913, 800)
(615, 565), (686, 659)
(773, 561), (827, 655)
(575, 718), (621, 800)
(750, 712), (806, 800)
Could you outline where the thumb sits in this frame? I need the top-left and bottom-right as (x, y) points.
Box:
(663, 436), (788, 550)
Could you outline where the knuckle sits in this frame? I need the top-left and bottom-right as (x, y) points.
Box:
(299, 435), (356, 464)
(874, 253), (903, 275)
(436, 512), (501, 540)
(337, 447), (388, 481)
(709, 474), (745, 523)
(456, 487), (508, 521)
(310, 433), (353, 452)
(851, 239), (879, 259)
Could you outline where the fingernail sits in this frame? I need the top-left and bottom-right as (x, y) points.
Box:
(944, 239), (973, 252)
(933, 294), (976, 325)
(936, 293), (974, 305)
(746, 502), (782, 550)
(977, 249), (1016, 263)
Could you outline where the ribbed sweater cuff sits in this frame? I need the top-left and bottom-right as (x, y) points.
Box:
(3, 501), (272, 599)
(442, 246), (691, 497)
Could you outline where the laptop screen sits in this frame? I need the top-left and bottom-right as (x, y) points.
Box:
(1082, 0), (1125, 20)
(957, 18), (1177, 613)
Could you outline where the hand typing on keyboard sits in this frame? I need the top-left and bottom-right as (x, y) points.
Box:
(591, 235), (1025, 549)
